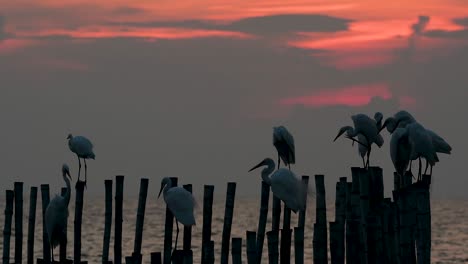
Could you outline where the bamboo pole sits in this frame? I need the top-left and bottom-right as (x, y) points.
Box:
(294, 227), (304, 264)
(334, 177), (346, 264)
(391, 200), (401, 264)
(382, 198), (395, 264)
(115, 175), (125, 264)
(182, 184), (193, 252)
(59, 187), (68, 262)
(3, 190), (14, 264)
(163, 177), (177, 264)
(246, 231), (257, 264)
(201, 185), (214, 263)
(346, 169), (361, 264)
(329, 222), (339, 264)
(103, 180), (113, 264)
(280, 206), (292, 264)
(203, 240), (215, 264)
(256, 181), (270, 264)
(27, 187), (37, 264)
(40, 184), (51, 263)
(231, 237), (242, 264)
(182, 250), (193, 264)
(416, 175), (431, 264)
(394, 188), (413, 264)
(221, 182), (236, 264)
(368, 167), (384, 211)
(266, 231), (279, 264)
(272, 196), (281, 231)
(14, 182), (24, 264)
(134, 178), (149, 256)
(358, 168), (369, 264)
(366, 215), (384, 263)
(313, 174), (327, 264)
(74, 181), (86, 263)
(150, 252), (161, 264)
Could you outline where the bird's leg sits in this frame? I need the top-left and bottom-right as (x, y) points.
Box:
(409, 160), (413, 174)
(345, 135), (369, 149)
(430, 165), (433, 176)
(77, 155), (82, 182)
(84, 159), (88, 188)
(171, 221), (180, 260)
(418, 157), (422, 181)
(424, 160), (429, 176)
(288, 163), (291, 170)
(362, 156), (366, 168)
(277, 155), (280, 170)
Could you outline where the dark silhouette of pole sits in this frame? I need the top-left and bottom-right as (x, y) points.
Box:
(221, 182), (236, 264)
(103, 180), (113, 264)
(115, 175), (124, 264)
(14, 182), (24, 264)
(74, 181), (86, 263)
(40, 184), (51, 263)
(3, 190), (14, 264)
(27, 187), (37, 264)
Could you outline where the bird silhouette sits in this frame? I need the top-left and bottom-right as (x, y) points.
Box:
(273, 126), (295, 170)
(45, 164), (72, 262)
(67, 133), (95, 187)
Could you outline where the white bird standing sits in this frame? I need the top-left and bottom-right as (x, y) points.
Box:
(406, 122), (439, 180)
(67, 134), (95, 186)
(334, 113), (384, 168)
(45, 164), (72, 262)
(158, 177), (196, 255)
(273, 126), (295, 170)
(248, 158), (305, 213)
(390, 127), (412, 177)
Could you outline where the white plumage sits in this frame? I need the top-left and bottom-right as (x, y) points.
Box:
(390, 127), (412, 177)
(67, 133), (95, 185)
(45, 164), (72, 262)
(273, 126), (295, 170)
(249, 158), (305, 213)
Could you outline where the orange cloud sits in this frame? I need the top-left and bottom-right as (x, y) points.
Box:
(279, 83), (392, 107)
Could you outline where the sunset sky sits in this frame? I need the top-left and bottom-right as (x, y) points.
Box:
(0, 0), (467, 198)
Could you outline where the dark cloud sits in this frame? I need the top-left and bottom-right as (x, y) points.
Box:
(0, 15), (6, 40)
(411, 15), (430, 35)
(453, 17), (468, 27)
(112, 7), (147, 15)
(424, 29), (468, 39)
(106, 14), (351, 36)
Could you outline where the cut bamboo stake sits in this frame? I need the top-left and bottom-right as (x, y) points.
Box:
(27, 187), (37, 264)
(134, 178), (149, 256)
(266, 231), (279, 264)
(280, 206), (292, 264)
(182, 184), (193, 252)
(3, 190), (14, 264)
(14, 182), (24, 264)
(59, 187), (68, 262)
(298, 176), (310, 228)
(150, 252), (162, 264)
(329, 222), (339, 264)
(74, 181), (86, 263)
(163, 177), (177, 264)
(346, 169), (361, 264)
(231, 237), (242, 264)
(358, 168), (369, 264)
(271, 196), (281, 231)
(221, 182), (236, 264)
(201, 185), (214, 263)
(416, 175), (431, 264)
(334, 177), (346, 264)
(115, 175), (125, 264)
(293, 227), (304, 264)
(256, 181), (270, 264)
(246, 231), (257, 264)
(313, 174), (328, 264)
(103, 180), (113, 264)
(40, 184), (51, 263)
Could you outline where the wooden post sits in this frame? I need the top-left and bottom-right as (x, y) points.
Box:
(293, 227), (304, 264)
(182, 250), (193, 264)
(313, 174), (327, 264)
(40, 184), (51, 263)
(271, 196), (281, 231)
(134, 178), (149, 257)
(280, 206), (292, 264)
(266, 231), (279, 264)
(14, 182), (24, 264)
(182, 184), (193, 252)
(298, 176), (309, 228)
(329, 222), (339, 264)
(346, 169), (361, 264)
(103, 180), (113, 264)
(394, 188), (413, 264)
(27, 187), (37, 264)
(150, 252), (162, 264)
(203, 240), (215, 264)
(416, 175), (431, 264)
(231, 238), (242, 264)
(246, 231), (257, 264)
(402, 171), (413, 188)
(221, 182), (236, 264)
(366, 215), (384, 263)
(115, 175), (125, 264)
(201, 185), (214, 263)
(59, 187), (68, 262)
(391, 201), (401, 264)
(369, 167), (384, 212)
(74, 181), (86, 263)
(334, 177), (346, 264)
(162, 177), (177, 264)
(256, 181), (270, 264)
(358, 168), (369, 264)
(3, 190), (14, 264)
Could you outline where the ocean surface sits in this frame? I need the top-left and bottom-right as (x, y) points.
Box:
(0, 196), (466, 263)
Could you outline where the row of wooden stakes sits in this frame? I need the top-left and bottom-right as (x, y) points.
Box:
(2, 167), (431, 264)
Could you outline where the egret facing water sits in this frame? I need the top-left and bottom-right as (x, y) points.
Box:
(158, 177), (196, 255)
(45, 164), (72, 262)
(249, 158), (305, 213)
(67, 134), (95, 186)
(273, 126), (295, 170)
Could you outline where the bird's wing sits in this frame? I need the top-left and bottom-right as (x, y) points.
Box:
(426, 129), (452, 154)
(71, 136), (94, 157)
(165, 187), (196, 225)
(45, 196), (68, 247)
(352, 114), (380, 145)
(271, 169), (303, 212)
(357, 134), (367, 157)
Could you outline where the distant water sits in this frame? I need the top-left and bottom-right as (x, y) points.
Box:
(0, 197), (466, 263)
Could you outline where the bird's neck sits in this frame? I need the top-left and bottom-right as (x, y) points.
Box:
(63, 175), (71, 206)
(163, 181), (173, 199)
(261, 163), (274, 185)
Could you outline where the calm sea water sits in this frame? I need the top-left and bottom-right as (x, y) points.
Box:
(0, 197), (466, 263)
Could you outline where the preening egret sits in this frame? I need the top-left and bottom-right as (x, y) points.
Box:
(248, 158), (305, 213)
(273, 126), (295, 170)
(67, 134), (95, 186)
(334, 114), (384, 168)
(374, 112), (384, 130)
(158, 177), (196, 255)
(45, 164), (72, 262)
(406, 122), (439, 180)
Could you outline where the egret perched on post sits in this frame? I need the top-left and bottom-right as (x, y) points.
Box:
(390, 127), (412, 177)
(45, 164), (72, 262)
(67, 134), (95, 186)
(334, 113), (384, 168)
(248, 158), (305, 213)
(406, 122), (439, 180)
(158, 177), (196, 255)
(273, 126), (295, 170)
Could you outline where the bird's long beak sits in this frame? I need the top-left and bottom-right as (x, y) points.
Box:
(333, 128), (346, 142)
(379, 119), (389, 133)
(157, 184), (164, 199)
(67, 172), (72, 180)
(248, 160), (266, 172)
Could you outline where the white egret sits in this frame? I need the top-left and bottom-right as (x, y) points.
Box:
(334, 113), (384, 168)
(67, 134), (95, 186)
(248, 158), (305, 213)
(406, 122), (439, 180)
(158, 177), (196, 255)
(390, 127), (412, 177)
(45, 164), (72, 262)
(273, 126), (295, 170)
